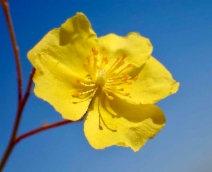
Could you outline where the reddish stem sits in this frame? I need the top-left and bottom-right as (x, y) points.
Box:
(1, 0), (22, 102)
(0, 69), (35, 170)
(15, 120), (73, 144)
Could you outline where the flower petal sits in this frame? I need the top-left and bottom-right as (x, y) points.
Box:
(116, 56), (179, 104)
(28, 13), (97, 77)
(84, 93), (165, 151)
(98, 32), (153, 68)
(32, 52), (91, 120)
(59, 12), (97, 46)
(129, 56), (180, 104)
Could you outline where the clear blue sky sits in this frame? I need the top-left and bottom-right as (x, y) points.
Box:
(0, 0), (212, 171)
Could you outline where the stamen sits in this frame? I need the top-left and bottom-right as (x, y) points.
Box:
(81, 88), (95, 95)
(106, 80), (130, 86)
(92, 48), (99, 80)
(104, 87), (130, 98)
(76, 79), (81, 83)
(103, 57), (108, 64)
(83, 63), (88, 67)
(134, 76), (139, 81)
(80, 82), (96, 87)
(106, 74), (131, 85)
(75, 92), (81, 97)
(123, 53), (127, 58)
(72, 87), (98, 104)
(76, 79), (95, 87)
(99, 56), (108, 70)
(118, 60), (125, 67)
(105, 53), (128, 77)
(126, 81), (132, 85)
(108, 96), (114, 100)
(112, 87), (125, 92)
(124, 74), (131, 80)
(72, 92), (95, 104)
(104, 91), (114, 100)
(102, 47), (106, 52)
(74, 89), (94, 97)
(105, 57), (121, 75)
(114, 63), (133, 76)
(124, 92), (130, 96)
(92, 47), (98, 55)
(86, 55), (91, 62)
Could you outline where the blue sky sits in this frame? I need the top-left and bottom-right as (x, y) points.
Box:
(0, 0), (212, 171)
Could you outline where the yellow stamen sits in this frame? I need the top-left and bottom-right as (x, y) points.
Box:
(86, 55), (91, 62)
(124, 74), (131, 80)
(76, 79), (95, 87)
(104, 91), (114, 100)
(134, 76), (139, 81)
(83, 63), (88, 67)
(76, 79), (81, 83)
(103, 57), (108, 64)
(75, 92), (81, 97)
(108, 96), (114, 100)
(124, 92), (130, 96)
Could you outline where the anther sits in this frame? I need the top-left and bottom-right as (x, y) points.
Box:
(76, 79), (81, 83)
(123, 53), (127, 58)
(124, 74), (131, 80)
(75, 92), (81, 97)
(134, 76), (139, 81)
(117, 57), (121, 61)
(86, 55), (90, 62)
(102, 47), (106, 52)
(126, 81), (132, 85)
(92, 47), (96, 52)
(124, 92), (130, 96)
(103, 57), (108, 64)
(108, 96), (114, 100)
(83, 63), (88, 67)
(127, 64), (133, 67)
(92, 47), (98, 55)
(118, 60), (125, 67)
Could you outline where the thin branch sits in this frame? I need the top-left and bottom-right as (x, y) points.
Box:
(1, 0), (23, 102)
(0, 0), (24, 170)
(15, 120), (73, 144)
(12, 68), (35, 140)
(0, 69), (35, 170)
(22, 69), (35, 108)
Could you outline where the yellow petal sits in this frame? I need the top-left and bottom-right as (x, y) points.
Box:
(98, 32), (153, 69)
(32, 52), (91, 120)
(59, 12), (97, 46)
(28, 13), (97, 77)
(129, 56), (180, 104)
(84, 93), (165, 151)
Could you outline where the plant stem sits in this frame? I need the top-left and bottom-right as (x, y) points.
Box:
(0, 69), (35, 171)
(15, 120), (73, 144)
(1, 0), (22, 103)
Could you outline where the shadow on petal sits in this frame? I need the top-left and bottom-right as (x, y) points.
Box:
(100, 93), (165, 125)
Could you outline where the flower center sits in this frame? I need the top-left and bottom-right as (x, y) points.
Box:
(73, 47), (138, 101)
(96, 69), (107, 86)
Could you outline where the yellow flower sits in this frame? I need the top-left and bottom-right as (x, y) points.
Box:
(27, 13), (179, 151)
